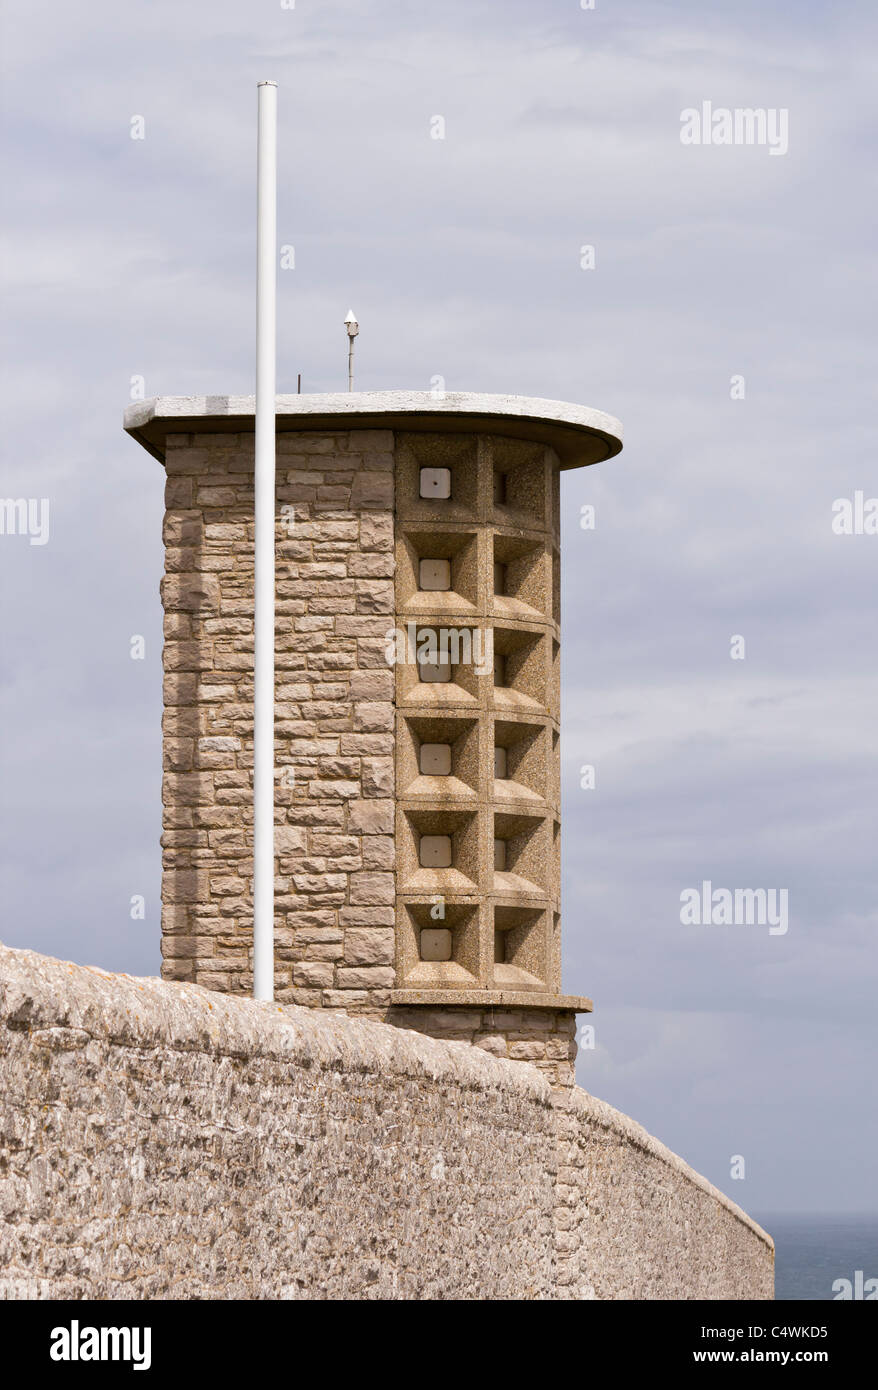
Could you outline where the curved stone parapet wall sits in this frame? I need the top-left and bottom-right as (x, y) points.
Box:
(552, 1088), (773, 1298)
(0, 943), (772, 1300)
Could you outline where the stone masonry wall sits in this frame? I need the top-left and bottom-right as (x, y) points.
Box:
(160, 427), (397, 1007)
(0, 943), (773, 1300)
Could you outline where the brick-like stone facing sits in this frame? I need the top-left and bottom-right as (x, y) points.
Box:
(0, 943), (773, 1300)
(159, 428), (396, 1007)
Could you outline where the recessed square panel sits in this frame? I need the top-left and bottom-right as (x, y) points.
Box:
(401, 808), (479, 894)
(420, 928), (452, 962)
(400, 901), (480, 987)
(420, 834), (452, 868)
(493, 562), (505, 595)
(420, 742), (452, 775)
(492, 903), (547, 989)
(419, 558), (451, 591)
(494, 745), (508, 778)
(419, 467), (451, 499)
(494, 838), (507, 870)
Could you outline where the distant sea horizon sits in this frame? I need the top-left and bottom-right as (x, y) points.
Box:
(752, 1213), (878, 1301)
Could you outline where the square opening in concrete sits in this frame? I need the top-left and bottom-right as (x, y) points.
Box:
(492, 904), (547, 990)
(397, 626), (481, 707)
(490, 438), (549, 527)
(398, 807), (479, 894)
(399, 434), (478, 523)
(492, 534), (551, 622)
(396, 528), (478, 615)
(493, 810), (548, 895)
(493, 719), (549, 803)
(398, 901), (480, 988)
(397, 714), (479, 799)
(491, 627), (548, 713)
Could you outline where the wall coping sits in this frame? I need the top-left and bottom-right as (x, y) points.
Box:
(123, 390), (624, 471)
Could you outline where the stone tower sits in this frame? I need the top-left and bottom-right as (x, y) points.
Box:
(125, 391), (623, 1085)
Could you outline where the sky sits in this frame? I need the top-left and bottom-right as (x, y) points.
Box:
(1, 0), (876, 1217)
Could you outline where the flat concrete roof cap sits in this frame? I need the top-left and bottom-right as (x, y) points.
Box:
(124, 390), (623, 470)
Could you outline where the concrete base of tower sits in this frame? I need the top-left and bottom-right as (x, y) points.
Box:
(384, 1001), (585, 1088)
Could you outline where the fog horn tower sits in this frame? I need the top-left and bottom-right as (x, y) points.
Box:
(126, 391), (623, 1086)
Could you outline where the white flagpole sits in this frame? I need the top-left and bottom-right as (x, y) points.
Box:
(253, 80), (277, 1001)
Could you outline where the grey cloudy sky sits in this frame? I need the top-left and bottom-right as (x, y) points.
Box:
(1, 0), (875, 1216)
